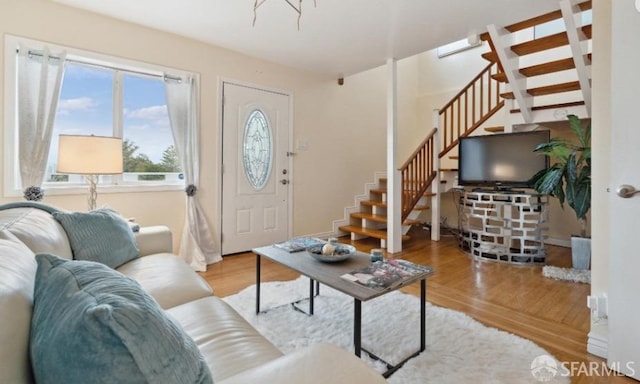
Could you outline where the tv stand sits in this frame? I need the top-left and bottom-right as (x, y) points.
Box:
(460, 191), (548, 265)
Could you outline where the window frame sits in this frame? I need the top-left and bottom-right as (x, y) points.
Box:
(3, 35), (193, 198)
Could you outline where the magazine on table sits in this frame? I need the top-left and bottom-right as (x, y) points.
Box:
(273, 237), (327, 253)
(341, 259), (432, 291)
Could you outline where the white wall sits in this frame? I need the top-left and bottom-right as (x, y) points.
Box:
(266, 54), (421, 237)
(0, 0), (409, 251)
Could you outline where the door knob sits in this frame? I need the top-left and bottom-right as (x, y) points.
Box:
(280, 179), (289, 185)
(616, 184), (640, 198)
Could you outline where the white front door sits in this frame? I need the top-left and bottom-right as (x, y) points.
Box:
(607, 1), (640, 379)
(221, 83), (291, 255)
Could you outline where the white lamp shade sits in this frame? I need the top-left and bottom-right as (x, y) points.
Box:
(57, 135), (123, 175)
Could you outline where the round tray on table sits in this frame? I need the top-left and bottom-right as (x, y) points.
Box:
(308, 244), (355, 263)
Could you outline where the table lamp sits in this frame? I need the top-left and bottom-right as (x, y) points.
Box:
(57, 134), (123, 211)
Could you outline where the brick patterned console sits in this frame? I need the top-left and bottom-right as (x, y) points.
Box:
(460, 191), (548, 265)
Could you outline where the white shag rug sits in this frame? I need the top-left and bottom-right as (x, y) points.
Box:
(223, 277), (569, 383)
(542, 266), (591, 284)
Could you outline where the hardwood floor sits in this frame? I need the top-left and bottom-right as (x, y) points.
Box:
(199, 228), (634, 384)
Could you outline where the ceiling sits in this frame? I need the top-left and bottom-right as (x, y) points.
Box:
(50, 0), (561, 77)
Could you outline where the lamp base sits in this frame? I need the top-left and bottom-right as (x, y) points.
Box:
(86, 174), (98, 211)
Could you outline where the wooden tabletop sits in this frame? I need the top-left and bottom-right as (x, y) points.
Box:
(253, 245), (434, 302)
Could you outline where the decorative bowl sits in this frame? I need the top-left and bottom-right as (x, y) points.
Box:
(308, 243), (356, 263)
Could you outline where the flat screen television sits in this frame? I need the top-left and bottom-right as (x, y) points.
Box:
(458, 130), (550, 189)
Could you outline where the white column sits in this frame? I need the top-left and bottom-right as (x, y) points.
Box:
(386, 58), (402, 253)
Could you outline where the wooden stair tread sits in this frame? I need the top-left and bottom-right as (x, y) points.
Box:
(338, 225), (410, 241)
(494, 57), (583, 83)
(500, 91), (515, 99)
(511, 31), (569, 56)
(361, 200), (386, 207)
(449, 155), (459, 160)
(500, 81), (581, 99)
(350, 212), (420, 226)
(492, 72), (507, 82)
(481, 51), (498, 63)
(484, 126), (505, 133)
(511, 25), (590, 56)
(439, 168), (458, 172)
(528, 81), (581, 96)
(520, 57), (577, 77)
(510, 100), (585, 113)
(581, 24), (592, 39)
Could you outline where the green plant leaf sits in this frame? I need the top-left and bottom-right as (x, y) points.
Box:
(569, 181), (591, 220)
(530, 115), (590, 220)
(533, 166), (565, 205)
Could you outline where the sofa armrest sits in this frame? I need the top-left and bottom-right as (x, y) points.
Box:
(134, 226), (173, 256)
(218, 343), (386, 384)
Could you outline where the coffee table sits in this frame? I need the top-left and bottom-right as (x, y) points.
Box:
(252, 245), (434, 378)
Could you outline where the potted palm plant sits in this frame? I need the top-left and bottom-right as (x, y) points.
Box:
(530, 114), (591, 269)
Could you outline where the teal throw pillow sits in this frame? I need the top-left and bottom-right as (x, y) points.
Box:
(30, 253), (213, 384)
(53, 208), (139, 268)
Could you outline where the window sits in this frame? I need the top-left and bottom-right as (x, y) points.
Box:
(242, 109), (272, 190)
(4, 36), (189, 196)
(437, 37), (482, 58)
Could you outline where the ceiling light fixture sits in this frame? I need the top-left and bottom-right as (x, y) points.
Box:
(253, 0), (317, 30)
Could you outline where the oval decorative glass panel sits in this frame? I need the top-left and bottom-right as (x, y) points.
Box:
(243, 109), (272, 190)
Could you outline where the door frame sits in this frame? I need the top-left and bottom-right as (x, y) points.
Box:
(217, 78), (294, 253)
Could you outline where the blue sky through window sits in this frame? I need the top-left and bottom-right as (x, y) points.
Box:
(123, 74), (173, 164)
(47, 62), (174, 176)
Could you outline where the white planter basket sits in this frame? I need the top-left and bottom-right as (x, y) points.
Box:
(571, 236), (591, 270)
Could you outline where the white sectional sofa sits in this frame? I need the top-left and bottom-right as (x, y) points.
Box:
(0, 203), (386, 384)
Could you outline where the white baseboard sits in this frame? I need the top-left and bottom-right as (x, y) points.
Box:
(587, 319), (609, 359)
(306, 230), (339, 240)
(587, 331), (609, 358)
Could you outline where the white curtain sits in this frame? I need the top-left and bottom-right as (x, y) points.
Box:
(17, 44), (66, 199)
(165, 75), (221, 271)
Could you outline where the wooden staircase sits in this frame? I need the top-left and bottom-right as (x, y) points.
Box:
(336, 0), (592, 248)
(338, 176), (434, 246)
(337, 129), (438, 248)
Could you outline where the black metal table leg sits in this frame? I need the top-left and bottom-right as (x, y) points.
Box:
(354, 298), (362, 357)
(420, 278), (426, 352)
(291, 278), (317, 316)
(309, 278), (314, 315)
(359, 278), (429, 378)
(256, 254), (261, 314)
